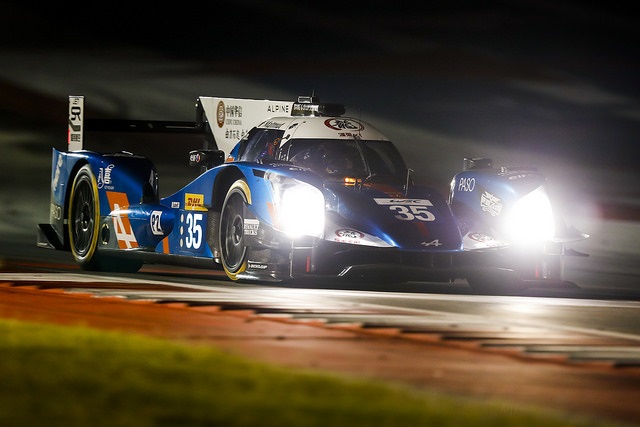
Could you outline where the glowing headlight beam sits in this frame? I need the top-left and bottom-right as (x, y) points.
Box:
(266, 173), (325, 238)
(505, 186), (555, 244)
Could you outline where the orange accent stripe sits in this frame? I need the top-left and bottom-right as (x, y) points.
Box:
(106, 191), (139, 249)
(266, 201), (278, 228)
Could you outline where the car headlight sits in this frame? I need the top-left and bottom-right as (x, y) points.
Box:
(505, 186), (555, 244)
(266, 173), (325, 238)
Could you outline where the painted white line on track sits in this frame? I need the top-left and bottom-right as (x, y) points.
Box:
(4, 272), (640, 345)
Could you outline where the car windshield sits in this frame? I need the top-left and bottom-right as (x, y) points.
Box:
(285, 138), (407, 180)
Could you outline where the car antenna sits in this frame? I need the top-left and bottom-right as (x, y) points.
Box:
(405, 168), (413, 196)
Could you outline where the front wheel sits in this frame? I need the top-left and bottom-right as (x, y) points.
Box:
(219, 180), (251, 280)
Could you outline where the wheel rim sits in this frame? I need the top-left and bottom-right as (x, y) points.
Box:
(221, 191), (246, 272)
(71, 176), (95, 257)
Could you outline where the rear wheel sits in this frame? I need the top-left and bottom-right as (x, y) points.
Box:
(68, 164), (142, 273)
(69, 165), (101, 270)
(219, 180), (251, 280)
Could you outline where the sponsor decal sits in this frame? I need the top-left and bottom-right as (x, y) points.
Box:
(171, 201), (180, 209)
(216, 101), (225, 128)
(374, 199), (432, 206)
(184, 193), (207, 211)
(421, 239), (443, 247)
(248, 262), (269, 270)
(97, 164), (115, 190)
(467, 232), (503, 248)
(50, 203), (62, 221)
(51, 153), (63, 190)
(457, 177), (475, 192)
(106, 192), (139, 249)
(337, 132), (361, 139)
(324, 118), (364, 132)
(225, 128), (246, 140)
(480, 191), (502, 216)
(150, 210), (163, 235)
(374, 198), (436, 221)
(244, 218), (259, 236)
(335, 229), (364, 239)
(189, 152), (201, 163)
(224, 104), (243, 126)
(334, 228), (365, 244)
(216, 99), (249, 140)
(261, 120), (286, 129)
(266, 103), (290, 114)
(468, 232), (500, 244)
(469, 232), (491, 242)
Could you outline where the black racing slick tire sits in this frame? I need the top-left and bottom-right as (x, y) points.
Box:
(219, 180), (251, 280)
(68, 165), (142, 273)
(68, 165), (101, 270)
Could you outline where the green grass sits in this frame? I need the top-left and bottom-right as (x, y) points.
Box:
(0, 318), (621, 427)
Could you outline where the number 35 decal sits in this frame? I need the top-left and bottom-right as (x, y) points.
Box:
(374, 198), (436, 222)
(389, 205), (435, 221)
(180, 212), (204, 250)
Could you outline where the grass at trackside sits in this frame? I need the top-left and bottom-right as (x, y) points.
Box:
(0, 319), (622, 427)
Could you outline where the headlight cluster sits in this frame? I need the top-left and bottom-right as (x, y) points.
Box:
(266, 173), (325, 238)
(504, 186), (555, 244)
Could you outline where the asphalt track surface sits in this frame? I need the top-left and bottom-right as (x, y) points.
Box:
(2, 240), (640, 425)
(1, 259), (640, 425)
(1, 2), (639, 425)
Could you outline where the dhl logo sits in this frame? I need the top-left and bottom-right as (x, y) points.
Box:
(185, 193), (207, 211)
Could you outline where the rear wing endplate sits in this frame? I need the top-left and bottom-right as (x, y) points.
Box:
(196, 96), (295, 156)
(68, 96), (84, 151)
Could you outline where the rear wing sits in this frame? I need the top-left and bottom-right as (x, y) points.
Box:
(68, 94), (345, 157)
(67, 96), (203, 151)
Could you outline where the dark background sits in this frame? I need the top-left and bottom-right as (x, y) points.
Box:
(1, 1), (639, 241)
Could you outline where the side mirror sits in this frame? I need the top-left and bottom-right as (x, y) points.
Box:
(189, 149), (225, 169)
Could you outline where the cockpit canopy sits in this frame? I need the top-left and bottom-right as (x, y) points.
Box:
(235, 126), (408, 182)
(285, 138), (407, 181)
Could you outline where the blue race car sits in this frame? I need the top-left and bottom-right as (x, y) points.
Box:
(37, 95), (588, 292)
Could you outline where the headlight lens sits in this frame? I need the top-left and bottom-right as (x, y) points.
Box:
(505, 186), (555, 244)
(266, 173), (325, 238)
